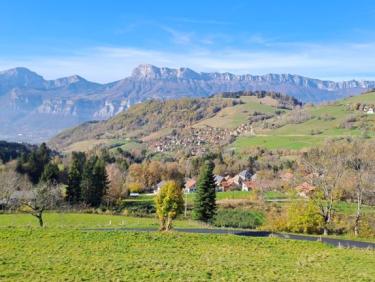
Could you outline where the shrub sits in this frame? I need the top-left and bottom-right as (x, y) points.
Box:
(119, 201), (156, 217)
(263, 201), (324, 234)
(356, 216), (375, 238)
(213, 209), (264, 229)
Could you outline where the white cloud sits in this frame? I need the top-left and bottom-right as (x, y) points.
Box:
(1, 41), (375, 83)
(160, 26), (195, 46)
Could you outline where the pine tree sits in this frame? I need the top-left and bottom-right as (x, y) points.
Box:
(192, 160), (217, 223)
(81, 156), (109, 207)
(40, 163), (60, 183)
(66, 152), (85, 204)
(16, 143), (51, 184)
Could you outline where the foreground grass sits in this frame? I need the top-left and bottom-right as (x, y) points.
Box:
(0, 213), (206, 229)
(132, 191), (287, 205)
(0, 228), (374, 281)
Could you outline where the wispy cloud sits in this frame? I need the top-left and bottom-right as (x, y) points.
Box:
(170, 17), (233, 26)
(160, 26), (194, 45)
(2, 41), (375, 83)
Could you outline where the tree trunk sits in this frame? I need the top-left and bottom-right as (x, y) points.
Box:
(166, 216), (173, 231)
(184, 193), (188, 218)
(33, 211), (44, 227)
(159, 217), (166, 231)
(354, 206), (361, 237)
(354, 188), (362, 237)
(323, 213), (330, 236)
(38, 215), (44, 227)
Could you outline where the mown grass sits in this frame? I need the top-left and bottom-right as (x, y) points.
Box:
(0, 227), (374, 281)
(131, 191), (286, 205)
(0, 213), (205, 229)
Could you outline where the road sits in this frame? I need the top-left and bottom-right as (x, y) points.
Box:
(84, 227), (375, 249)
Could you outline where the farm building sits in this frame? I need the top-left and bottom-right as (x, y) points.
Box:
(184, 178), (197, 193)
(295, 182), (315, 198)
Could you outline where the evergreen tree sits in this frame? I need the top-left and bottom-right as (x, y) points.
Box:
(66, 152), (86, 204)
(40, 163), (60, 183)
(192, 161), (217, 223)
(81, 156), (109, 207)
(16, 143), (51, 184)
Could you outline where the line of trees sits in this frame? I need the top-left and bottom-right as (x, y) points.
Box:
(300, 139), (375, 236)
(66, 152), (109, 207)
(1, 144), (110, 226)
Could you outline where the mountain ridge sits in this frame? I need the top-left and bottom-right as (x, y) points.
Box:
(1, 64), (374, 142)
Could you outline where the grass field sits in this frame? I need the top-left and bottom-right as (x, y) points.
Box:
(0, 213), (206, 229)
(232, 135), (326, 150)
(0, 223), (374, 281)
(232, 92), (375, 151)
(128, 191), (287, 206)
(195, 96), (281, 129)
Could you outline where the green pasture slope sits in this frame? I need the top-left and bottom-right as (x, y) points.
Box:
(232, 91), (375, 151)
(0, 214), (374, 281)
(196, 95), (282, 129)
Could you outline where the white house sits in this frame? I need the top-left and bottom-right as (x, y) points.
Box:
(238, 169), (252, 181)
(214, 175), (224, 191)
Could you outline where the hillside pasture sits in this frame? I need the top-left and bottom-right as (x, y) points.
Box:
(232, 92), (375, 151)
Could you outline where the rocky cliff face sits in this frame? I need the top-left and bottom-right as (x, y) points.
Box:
(0, 64), (374, 142)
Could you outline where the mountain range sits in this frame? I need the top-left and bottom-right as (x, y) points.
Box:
(1, 64), (374, 143)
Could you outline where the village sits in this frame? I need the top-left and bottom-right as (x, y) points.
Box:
(348, 102), (375, 114)
(149, 122), (258, 155)
(151, 168), (315, 199)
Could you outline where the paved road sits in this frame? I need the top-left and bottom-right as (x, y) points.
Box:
(84, 227), (375, 249)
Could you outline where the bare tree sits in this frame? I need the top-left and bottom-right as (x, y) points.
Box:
(345, 141), (375, 236)
(105, 163), (126, 204)
(15, 182), (62, 227)
(0, 170), (30, 211)
(302, 141), (347, 235)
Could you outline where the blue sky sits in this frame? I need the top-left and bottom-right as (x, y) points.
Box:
(1, 0), (375, 82)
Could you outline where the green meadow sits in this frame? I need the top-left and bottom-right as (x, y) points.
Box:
(0, 213), (374, 281)
(232, 92), (375, 151)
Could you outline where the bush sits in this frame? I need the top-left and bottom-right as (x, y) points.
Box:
(264, 201), (324, 234)
(213, 209), (264, 229)
(357, 216), (375, 238)
(120, 201), (156, 217)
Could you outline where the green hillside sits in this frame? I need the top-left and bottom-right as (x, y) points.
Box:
(49, 92), (293, 152)
(49, 91), (375, 153)
(49, 98), (238, 151)
(232, 91), (375, 151)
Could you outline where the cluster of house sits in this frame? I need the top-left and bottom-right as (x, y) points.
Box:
(150, 126), (229, 155)
(153, 169), (317, 199)
(154, 169), (255, 194)
(348, 102), (374, 115)
(149, 122), (258, 156)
